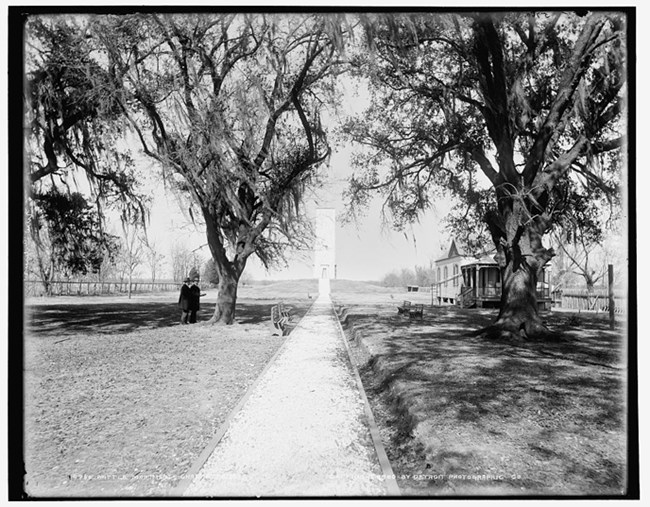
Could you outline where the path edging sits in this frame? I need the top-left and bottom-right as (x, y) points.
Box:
(330, 301), (402, 497)
(339, 314), (425, 448)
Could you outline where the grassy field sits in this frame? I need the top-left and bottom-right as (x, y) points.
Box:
(21, 280), (631, 498)
(333, 294), (630, 497)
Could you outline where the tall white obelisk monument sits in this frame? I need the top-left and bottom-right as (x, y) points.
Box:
(314, 208), (336, 296)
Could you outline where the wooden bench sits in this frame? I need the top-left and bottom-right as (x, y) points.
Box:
(270, 304), (289, 335)
(397, 300), (412, 314)
(409, 304), (424, 320)
(278, 302), (292, 320)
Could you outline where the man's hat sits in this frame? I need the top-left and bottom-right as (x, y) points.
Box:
(184, 277), (191, 283)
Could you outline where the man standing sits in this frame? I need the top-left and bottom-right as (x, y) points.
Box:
(189, 278), (206, 324)
(178, 277), (191, 324)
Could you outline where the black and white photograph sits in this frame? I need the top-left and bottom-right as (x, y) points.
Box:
(7, 3), (640, 500)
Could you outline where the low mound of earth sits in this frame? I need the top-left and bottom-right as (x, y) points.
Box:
(240, 278), (394, 299)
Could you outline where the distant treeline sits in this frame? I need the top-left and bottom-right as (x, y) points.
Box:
(381, 265), (436, 288)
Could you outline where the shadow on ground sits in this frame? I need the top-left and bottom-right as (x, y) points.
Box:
(25, 297), (312, 337)
(336, 301), (628, 497)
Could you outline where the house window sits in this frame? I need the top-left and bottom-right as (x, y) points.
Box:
(437, 268), (441, 285)
(453, 264), (459, 286)
(444, 266), (448, 287)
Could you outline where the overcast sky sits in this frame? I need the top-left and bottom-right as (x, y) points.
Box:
(253, 148), (454, 282)
(144, 144), (455, 282)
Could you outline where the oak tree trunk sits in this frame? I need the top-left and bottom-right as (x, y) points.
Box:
(493, 260), (548, 339)
(208, 272), (239, 325)
(485, 202), (554, 341)
(202, 209), (251, 326)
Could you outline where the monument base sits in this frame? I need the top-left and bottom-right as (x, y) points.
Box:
(318, 277), (331, 295)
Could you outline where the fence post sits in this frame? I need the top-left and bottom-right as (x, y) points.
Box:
(608, 264), (615, 329)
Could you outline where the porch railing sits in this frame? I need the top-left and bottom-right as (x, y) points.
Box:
(433, 274), (463, 294)
(465, 285), (550, 299)
(476, 286), (500, 297)
(457, 286), (476, 308)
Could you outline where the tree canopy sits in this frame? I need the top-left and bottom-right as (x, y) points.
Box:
(25, 16), (147, 220)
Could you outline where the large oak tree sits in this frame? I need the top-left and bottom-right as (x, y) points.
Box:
(344, 11), (627, 339)
(93, 13), (349, 323)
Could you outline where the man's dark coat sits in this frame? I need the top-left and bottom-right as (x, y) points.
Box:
(189, 285), (201, 311)
(178, 283), (191, 311)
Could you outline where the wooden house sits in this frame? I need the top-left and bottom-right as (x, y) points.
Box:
(434, 240), (552, 310)
(433, 239), (472, 305)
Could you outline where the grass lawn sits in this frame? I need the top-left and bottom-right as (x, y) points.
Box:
(22, 290), (312, 497)
(334, 296), (629, 497)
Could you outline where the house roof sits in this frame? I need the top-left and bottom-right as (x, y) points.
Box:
(436, 239), (502, 266)
(436, 239), (553, 270)
(462, 257), (498, 267)
(435, 239), (466, 262)
(462, 252), (552, 269)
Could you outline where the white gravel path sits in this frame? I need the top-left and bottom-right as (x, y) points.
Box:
(184, 295), (391, 497)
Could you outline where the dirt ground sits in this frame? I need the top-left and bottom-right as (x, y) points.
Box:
(333, 294), (630, 497)
(22, 288), (312, 498)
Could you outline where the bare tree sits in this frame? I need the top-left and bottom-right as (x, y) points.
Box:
(117, 220), (146, 298)
(143, 238), (165, 285)
(169, 242), (196, 283)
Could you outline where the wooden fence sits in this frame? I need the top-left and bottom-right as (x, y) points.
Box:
(555, 288), (628, 314)
(25, 280), (180, 297)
